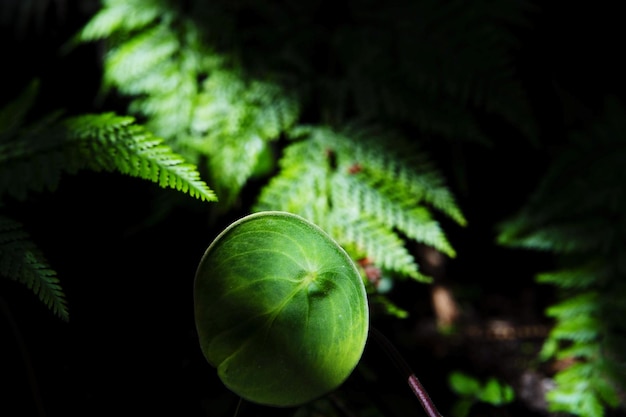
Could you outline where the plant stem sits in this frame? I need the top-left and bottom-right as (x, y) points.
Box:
(369, 326), (443, 417)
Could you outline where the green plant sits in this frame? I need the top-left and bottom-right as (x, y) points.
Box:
(73, 0), (504, 320)
(73, 0), (300, 207)
(0, 80), (217, 320)
(498, 98), (626, 417)
(194, 211), (369, 407)
(194, 211), (443, 415)
(10, 1), (624, 416)
(448, 371), (514, 417)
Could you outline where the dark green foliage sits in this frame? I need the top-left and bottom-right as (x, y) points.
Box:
(498, 98), (626, 417)
(448, 371), (514, 417)
(0, 215), (68, 321)
(0, 81), (216, 319)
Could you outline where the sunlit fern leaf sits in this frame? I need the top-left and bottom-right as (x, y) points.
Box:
(256, 125), (464, 285)
(0, 109), (217, 203)
(0, 215), (68, 321)
(63, 113), (217, 202)
(309, 125), (467, 226)
(332, 175), (456, 257)
(329, 213), (429, 282)
(187, 71), (300, 203)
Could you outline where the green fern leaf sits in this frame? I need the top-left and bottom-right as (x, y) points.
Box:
(256, 125), (462, 284)
(63, 113), (217, 202)
(78, 1), (300, 206)
(550, 316), (600, 344)
(545, 292), (599, 319)
(535, 264), (605, 289)
(332, 175), (456, 257)
(0, 215), (68, 321)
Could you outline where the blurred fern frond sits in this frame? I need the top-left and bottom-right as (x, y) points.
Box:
(172, 0), (538, 144)
(76, 0), (300, 205)
(498, 98), (626, 417)
(0, 215), (68, 321)
(256, 125), (466, 314)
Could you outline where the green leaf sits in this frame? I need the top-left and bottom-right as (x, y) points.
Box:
(478, 377), (515, 405)
(193, 211), (369, 407)
(448, 371), (481, 397)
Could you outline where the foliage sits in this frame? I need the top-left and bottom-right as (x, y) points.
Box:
(75, 0), (300, 206)
(498, 98), (626, 417)
(71, 0), (542, 318)
(255, 125), (465, 315)
(0, 80), (216, 320)
(448, 371), (514, 417)
(6, 1), (625, 416)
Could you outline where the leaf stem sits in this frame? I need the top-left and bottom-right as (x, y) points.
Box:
(369, 326), (443, 417)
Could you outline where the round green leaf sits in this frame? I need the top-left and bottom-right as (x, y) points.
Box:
(194, 211), (369, 407)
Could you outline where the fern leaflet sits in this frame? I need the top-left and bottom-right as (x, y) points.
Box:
(0, 216), (68, 321)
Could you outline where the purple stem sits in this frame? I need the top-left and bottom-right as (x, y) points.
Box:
(370, 327), (443, 417)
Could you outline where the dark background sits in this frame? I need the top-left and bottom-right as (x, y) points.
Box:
(1, 1), (625, 416)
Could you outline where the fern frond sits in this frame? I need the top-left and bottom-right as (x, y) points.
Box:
(332, 175), (456, 257)
(77, 0), (165, 41)
(0, 215), (68, 321)
(549, 316), (601, 344)
(313, 125), (466, 226)
(0, 80), (217, 320)
(63, 113), (217, 202)
(498, 98), (626, 416)
(329, 213), (427, 281)
(0, 108), (217, 203)
(545, 292), (599, 319)
(78, 1), (300, 206)
(535, 263), (606, 289)
(256, 125), (463, 286)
